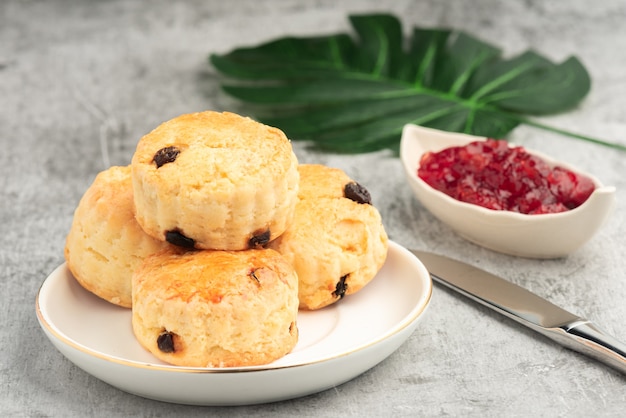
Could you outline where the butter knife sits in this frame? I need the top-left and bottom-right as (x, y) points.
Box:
(411, 250), (626, 375)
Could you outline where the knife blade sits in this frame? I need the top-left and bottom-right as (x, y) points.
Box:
(411, 249), (626, 375)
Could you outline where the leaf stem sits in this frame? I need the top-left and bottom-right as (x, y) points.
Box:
(511, 115), (626, 152)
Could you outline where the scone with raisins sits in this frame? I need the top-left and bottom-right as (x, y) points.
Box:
(269, 164), (388, 310)
(131, 111), (299, 250)
(64, 166), (171, 308)
(132, 247), (299, 367)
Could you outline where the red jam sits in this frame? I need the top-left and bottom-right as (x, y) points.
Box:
(417, 139), (595, 214)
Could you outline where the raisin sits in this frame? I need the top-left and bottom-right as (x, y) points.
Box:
(344, 182), (372, 205)
(153, 146), (180, 168)
(248, 228), (271, 248)
(249, 268), (261, 286)
(289, 322), (296, 335)
(157, 331), (176, 353)
(165, 229), (195, 248)
(332, 275), (349, 299)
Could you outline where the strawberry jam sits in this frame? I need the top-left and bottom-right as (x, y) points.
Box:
(417, 139), (595, 214)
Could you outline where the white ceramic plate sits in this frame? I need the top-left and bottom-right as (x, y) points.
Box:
(36, 241), (432, 406)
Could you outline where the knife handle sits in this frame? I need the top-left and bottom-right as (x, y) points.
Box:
(540, 321), (626, 374)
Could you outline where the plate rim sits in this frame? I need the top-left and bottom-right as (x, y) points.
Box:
(36, 240), (432, 376)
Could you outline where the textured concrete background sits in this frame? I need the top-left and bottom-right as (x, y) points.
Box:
(2, 0), (626, 416)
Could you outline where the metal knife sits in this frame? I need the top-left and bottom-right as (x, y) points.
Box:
(411, 249), (626, 375)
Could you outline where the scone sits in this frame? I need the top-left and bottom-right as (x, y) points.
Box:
(269, 164), (388, 310)
(131, 111), (299, 250)
(64, 166), (171, 308)
(132, 247), (299, 367)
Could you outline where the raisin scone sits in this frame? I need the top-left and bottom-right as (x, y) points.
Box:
(131, 111), (299, 250)
(269, 164), (388, 310)
(64, 165), (171, 308)
(132, 247), (299, 367)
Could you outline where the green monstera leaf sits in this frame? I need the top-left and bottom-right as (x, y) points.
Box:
(211, 14), (624, 153)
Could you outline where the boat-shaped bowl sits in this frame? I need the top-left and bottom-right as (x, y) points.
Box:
(400, 124), (616, 258)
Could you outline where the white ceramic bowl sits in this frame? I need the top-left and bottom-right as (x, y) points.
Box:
(400, 124), (616, 259)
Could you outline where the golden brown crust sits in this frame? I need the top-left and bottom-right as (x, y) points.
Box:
(270, 164), (388, 310)
(132, 248), (299, 367)
(64, 166), (171, 308)
(296, 163), (352, 200)
(131, 111), (299, 250)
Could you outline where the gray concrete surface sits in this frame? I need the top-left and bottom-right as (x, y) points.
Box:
(2, 0), (626, 416)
